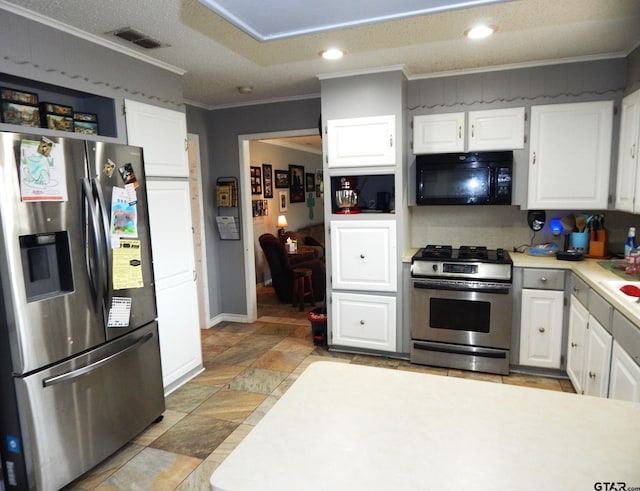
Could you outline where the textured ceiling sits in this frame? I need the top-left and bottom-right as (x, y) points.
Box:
(1, 0), (639, 108)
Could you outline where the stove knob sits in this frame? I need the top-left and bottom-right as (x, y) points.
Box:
(432, 264), (438, 272)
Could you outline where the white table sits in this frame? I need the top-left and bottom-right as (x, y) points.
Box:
(210, 361), (640, 491)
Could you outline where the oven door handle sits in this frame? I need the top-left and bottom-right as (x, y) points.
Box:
(413, 281), (510, 295)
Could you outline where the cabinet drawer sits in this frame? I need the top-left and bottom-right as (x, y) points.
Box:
(612, 310), (640, 366)
(331, 292), (396, 352)
(522, 269), (564, 290)
(330, 220), (397, 292)
(588, 290), (613, 333)
(570, 274), (589, 306)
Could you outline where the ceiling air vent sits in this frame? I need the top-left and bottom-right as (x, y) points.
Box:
(110, 27), (169, 49)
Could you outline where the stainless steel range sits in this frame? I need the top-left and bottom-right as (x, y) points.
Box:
(410, 245), (513, 375)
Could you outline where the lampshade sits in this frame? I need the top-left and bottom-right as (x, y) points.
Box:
(277, 215), (288, 228)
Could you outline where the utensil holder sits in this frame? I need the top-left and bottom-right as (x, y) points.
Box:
(571, 231), (589, 254)
(588, 230), (607, 258)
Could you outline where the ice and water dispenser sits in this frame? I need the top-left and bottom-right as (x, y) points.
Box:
(19, 231), (73, 301)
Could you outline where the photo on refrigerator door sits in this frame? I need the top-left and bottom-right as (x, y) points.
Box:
(19, 139), (68, 201)
(110, 187), (138, 238)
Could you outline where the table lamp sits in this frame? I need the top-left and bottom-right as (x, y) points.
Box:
(277, 215), (288, 241)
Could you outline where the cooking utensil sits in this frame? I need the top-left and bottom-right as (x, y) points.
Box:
(575, 215), (586, 232)
(560, 214), (576, 233)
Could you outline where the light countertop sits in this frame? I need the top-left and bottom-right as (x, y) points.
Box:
(210, 361), (640, 491)
(510, 252), (640, 328)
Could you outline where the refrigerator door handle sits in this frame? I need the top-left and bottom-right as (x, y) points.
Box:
(42, 332), (154, 387)
(91, 178), (112, 299)
(81, 178), (104, 309)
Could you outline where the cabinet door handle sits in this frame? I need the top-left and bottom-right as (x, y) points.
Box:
(360, 320), (365, 325)
(589, 371), (596, 379)
(571, 342), (578, 348)
(538, 327), (545, 333)
(458, 126), (462, 139)
(360, 254), (365, 259)
(471, 124), (475, 138)
(532, 151), (537, 165)
(389, 134), (393, 147)
(540, 277), (547, 283)
(632, 143), (637, 159)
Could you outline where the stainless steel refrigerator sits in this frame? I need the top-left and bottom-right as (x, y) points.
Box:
(0, 132), (165, 491)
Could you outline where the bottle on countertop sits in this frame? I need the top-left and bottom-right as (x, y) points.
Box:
(625, 227), (638, 275)
(625, 227), (637, 258)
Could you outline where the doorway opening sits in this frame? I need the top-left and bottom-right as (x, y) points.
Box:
(238, 128), (322, 322)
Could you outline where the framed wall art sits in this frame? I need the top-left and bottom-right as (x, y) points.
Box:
(250, 166), (262, 195)
(279, 191), (288, 212)
(315, 169), (323, 197)
(275, 169), (289, 188)
(262, 163), (273, 198)
(289, 164), (305, 203)
(305, 173), (315, 192)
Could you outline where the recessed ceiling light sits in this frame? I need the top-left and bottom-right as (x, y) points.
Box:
(464, 24), (497, 39)
(319, 49), (345, 60)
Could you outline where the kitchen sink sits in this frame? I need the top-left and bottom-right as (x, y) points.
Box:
(599, 280), (640, 304)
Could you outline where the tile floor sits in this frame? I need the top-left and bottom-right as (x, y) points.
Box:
(65, 286), (575, 490)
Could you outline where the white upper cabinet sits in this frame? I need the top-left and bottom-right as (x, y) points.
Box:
(413, 112), (465, 154)
(614, 89), (640, 213)
(528, 101), (613, 210)
(125, 99), (189, 178)
(467, 107), (525, 151)
(412, 108), (524, 154)
(326, 115), (396, 168)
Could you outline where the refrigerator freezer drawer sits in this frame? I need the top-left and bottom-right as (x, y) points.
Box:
(13, 322), (164, 491)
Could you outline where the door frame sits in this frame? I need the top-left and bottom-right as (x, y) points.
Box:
(238, 127), (319, 322)
(187, 132), (210, 327)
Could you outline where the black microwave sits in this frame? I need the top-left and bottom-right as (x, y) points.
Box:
(416, 151), (513, 205)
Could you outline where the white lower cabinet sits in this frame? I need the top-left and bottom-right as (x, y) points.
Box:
(330, 220), (397, 292)
(567, 295), (613, 397)
(519, 289), (564, 368)
(610, 310), (640, 402)
(567, 297), (589, 394)
(331, 292), (396, 352)
(609, 340), (640, 402)
(583, 316), (612, 397)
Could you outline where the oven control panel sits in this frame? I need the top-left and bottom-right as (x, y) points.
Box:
(411, 260), (512, 282)
(442, 263), (478, 275)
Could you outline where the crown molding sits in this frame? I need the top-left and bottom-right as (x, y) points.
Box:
(407, 53), (627, 81)
(0, 1), (186, 75)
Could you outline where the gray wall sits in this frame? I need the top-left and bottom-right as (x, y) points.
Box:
(204, 99), (321, 316)
(249, 140), (323, 285)
(0, 10), (184, 143)
(627, 45), (640, 95)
